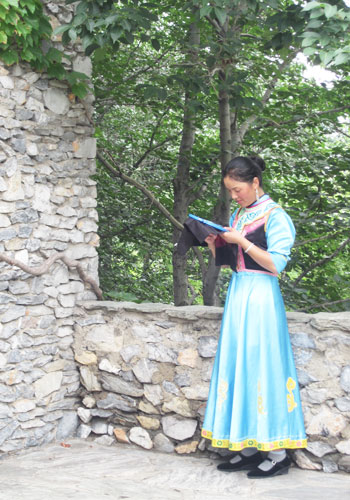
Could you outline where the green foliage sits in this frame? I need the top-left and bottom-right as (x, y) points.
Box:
(0, 0), (89, 96)
(92, 8), (350, 311)
(301, 1), (350, 67)
(56, 0), (161, 56)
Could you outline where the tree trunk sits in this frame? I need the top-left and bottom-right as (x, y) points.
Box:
(203, 72), (232, 305)
(172, 21), (200, 306)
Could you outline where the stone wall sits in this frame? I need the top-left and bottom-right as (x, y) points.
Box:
(73, 301), (350, 474)
(0, 1), (99, 452)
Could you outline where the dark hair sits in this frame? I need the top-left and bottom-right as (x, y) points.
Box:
(223, 156), (266, 186)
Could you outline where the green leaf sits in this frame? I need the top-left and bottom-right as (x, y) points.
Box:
(324, 4), (337, 19)
(71, 82), (88, 99)
(310, 8), (324, 19)
(111, 27), (123, 43)
(306, 19), (322, 29)
(214, 7), (227, 25)
(151, 38), (160, 51)
(0, 32), (7, 44)
(47, 63), (66, 79)
(0, 49), (18, 65)
(200, 6), (212, 18)
(302, 1), (321, 12)
(46, 47), (63, 62)
(92, 47), (107, 63)
(303, 46), (317, 56)
(53, 24), (70, 36)
(5, 0), (19, 7)
(72, 13), (87, 27)
(302, 37), (317, 48)
(333, 52), (349, 66)
(68, 28), (77, 42)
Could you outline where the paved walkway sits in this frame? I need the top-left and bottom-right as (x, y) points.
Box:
(0, 439), (349, 500)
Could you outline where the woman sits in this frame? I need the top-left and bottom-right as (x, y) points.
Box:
(201, 156), (307, 478)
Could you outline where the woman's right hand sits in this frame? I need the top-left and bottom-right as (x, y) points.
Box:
(205, 234), (217, 246)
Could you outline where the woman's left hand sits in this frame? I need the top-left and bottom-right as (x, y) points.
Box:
(221, 227), (244, 245)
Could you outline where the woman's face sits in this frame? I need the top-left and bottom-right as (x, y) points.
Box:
(224, 176), (259, 208)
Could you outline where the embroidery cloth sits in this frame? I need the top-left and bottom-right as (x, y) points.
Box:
(201, 196), (307, 451)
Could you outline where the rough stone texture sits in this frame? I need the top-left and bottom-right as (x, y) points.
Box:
(129, 427), (153, 450)
(70, 302), (350, 470)
(0, 0), (97, 453)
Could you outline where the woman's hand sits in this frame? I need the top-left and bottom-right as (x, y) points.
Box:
(221, 227), (244, 245)
(205, 234), (217, 246)
(205, 234), (217, 257)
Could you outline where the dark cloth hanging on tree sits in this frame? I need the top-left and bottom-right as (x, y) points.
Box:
(175, 217), (237, 271)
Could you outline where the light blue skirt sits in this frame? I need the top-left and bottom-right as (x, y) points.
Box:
(202, 271), (307, 451)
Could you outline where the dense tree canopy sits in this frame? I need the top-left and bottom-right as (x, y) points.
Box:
(2, 0), (350, 311)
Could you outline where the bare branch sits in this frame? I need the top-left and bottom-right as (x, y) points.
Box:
(233, 51), (298, 148)
(97, 151), (183, 231)
(293, 236), (350, 285)
(302, 297), (350, 311)
(255, 105), (350, 130)
(0, 253), (103, 300)
(295, 230), (347, 247)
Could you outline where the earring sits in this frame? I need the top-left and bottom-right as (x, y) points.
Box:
(255, 188), (259, 202)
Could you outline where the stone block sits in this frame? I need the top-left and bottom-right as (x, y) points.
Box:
(175, 440), (198, 454)
(98, 358), (120, 375)
(73, 138), (96, 159)
(101, 373), (144, 397)
(34, 371), (63, 399)
(153, 433), (174, 453)
(132, 358), (156, 384)
(293, 449), (322, 470)
(129, 426), (153, 450)
(85, 324), (120, 353)
(161, 415), (197, 441)
(43, 88), (70, 115)
(177, 348), (199, 368)
(56, 411), (79, 439)
(77, 424), (92, 439)
(336, 440), (350, 455)
(147, 343), (177, 364)
(91, 418), (108, 435)
(12, 399), (36, 413)
(162, 397), (193, 418)
(137, 416), (160, 430)
(182, 385), (209, 401)
(94, 435), (114, 446)
(2, 170), (24, 201)
(1, 306), (26, 323)
(65, 244), (97, 260)
(113, 427), (130, 444)
(75, 350), (97, 365)
(144, 384), (163, 406)
(32, 184), (51, 213)
(198, 336), (217, 358)
(77, 407), (91, 424)
(307, 441), (335, 458)
(306, 407), (347, 437)
(340, 365), (350, 393)
(80, 366), (101, 391)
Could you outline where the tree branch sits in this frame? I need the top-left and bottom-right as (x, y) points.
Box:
(97, 151), (183, 231)
(255, 105), (350, 130)
(0, 253), (103, 300)
(293, 236), (350, 285)
(234, 52), (298, 147)
(302, 297), (350, 311)
(294, 230), (347, 247)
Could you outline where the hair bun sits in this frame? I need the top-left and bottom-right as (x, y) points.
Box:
(249, 155), (266, 172)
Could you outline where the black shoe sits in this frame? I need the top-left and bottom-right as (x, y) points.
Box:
(247, 456), (291, 479)
(217, 452), (262, 472)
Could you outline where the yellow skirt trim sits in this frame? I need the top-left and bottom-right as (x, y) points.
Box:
(201, 429), (307, 451)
